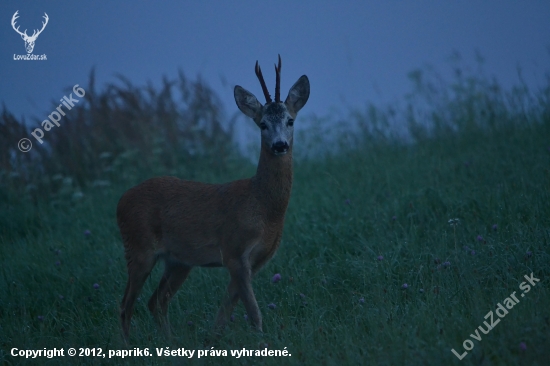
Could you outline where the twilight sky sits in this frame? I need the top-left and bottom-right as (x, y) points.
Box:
(1, 1), (549, 126)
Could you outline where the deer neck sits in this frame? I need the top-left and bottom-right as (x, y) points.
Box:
(252, 144), (293, 221)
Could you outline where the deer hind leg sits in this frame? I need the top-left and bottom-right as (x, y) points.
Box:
(227, 259), (263, 332)
(148, 260), (192, 337)
(120, 248), (157, 342)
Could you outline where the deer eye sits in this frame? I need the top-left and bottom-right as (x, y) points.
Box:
(287, 119), (294, 127)
(260, 123), (268, 130)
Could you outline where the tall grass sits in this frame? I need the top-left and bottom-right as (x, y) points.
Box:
(0, 69), (238, 200)
(0, 61), (549, 365)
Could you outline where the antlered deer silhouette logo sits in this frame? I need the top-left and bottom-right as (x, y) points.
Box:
(11, 10), (49, 54)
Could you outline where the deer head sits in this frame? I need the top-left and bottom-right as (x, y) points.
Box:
(11, 11), (49, 54)
(234, 55), (310, 156)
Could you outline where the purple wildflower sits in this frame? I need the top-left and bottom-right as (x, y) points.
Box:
(271, 273), (281, 283)
(187, 321), (193, 326)
(492, 224), (498, 231)
(84, 230), (91, 237)
(476, 235), (484, 242)
(299, 293), (305, 299)
(345, 199), (351, 205)
(443, 261), (451, 268)
(268, 303), (276, 310)
(526, 251), (532, 258)
(392, 215), (397, 221)
(37, 315), (44, 321)
(419, 288), (424, 293)
(377, 255), (384, 261)
(93, 283), (99, 289)
(402, 283), (408, 289)
(244, 315), (248, 321)
(519, 342), (527, 351)
(59, 295), (64, 300)
(470, 250), (476, 255)
(230, 314), (235, 322)
(55, 261), (60, 266)
(359, 297), (365, 304)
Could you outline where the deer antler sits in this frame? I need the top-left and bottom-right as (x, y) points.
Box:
(30, 13), (49, 39)
(11, 11), (49, 40)
(11, 11), (27, 37)
(274, 54), (282, 103)
(255, 61), (272, 104)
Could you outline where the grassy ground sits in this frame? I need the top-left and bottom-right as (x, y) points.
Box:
(1, 68), (549, 365)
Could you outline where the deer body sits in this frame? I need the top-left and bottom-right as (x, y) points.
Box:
(118, 148), (292, 270)
(117, 56), (309, 340)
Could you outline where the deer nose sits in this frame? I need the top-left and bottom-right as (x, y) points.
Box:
(271, 141), (289, 155)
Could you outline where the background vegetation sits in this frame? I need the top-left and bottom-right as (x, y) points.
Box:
(1, 60), (549, 365)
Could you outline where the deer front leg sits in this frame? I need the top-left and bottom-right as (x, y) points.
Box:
(214, 278), (239, 330)
(227, 258), (262, 332)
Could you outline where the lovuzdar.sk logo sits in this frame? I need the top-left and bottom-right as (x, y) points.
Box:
(11, 10), (48, 61)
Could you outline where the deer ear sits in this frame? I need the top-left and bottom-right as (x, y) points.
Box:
(234, 86), (262, 121)
(285, 75), (310, 115)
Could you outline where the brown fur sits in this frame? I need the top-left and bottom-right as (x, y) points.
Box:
(117, 143), (293, 339)
(117, 56), (309, 341)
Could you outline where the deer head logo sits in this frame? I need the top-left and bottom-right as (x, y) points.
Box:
(11, 10), (49, 54)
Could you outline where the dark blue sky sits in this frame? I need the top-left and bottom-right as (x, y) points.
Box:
(1, 1), (549, 124)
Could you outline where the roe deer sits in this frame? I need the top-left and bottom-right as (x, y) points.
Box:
(117, 55), (310, 340)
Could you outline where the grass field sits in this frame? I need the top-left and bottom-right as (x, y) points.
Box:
(1, 66), (549, 365)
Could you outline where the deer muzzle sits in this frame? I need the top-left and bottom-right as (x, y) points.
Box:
(271, 141), (289, 155)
